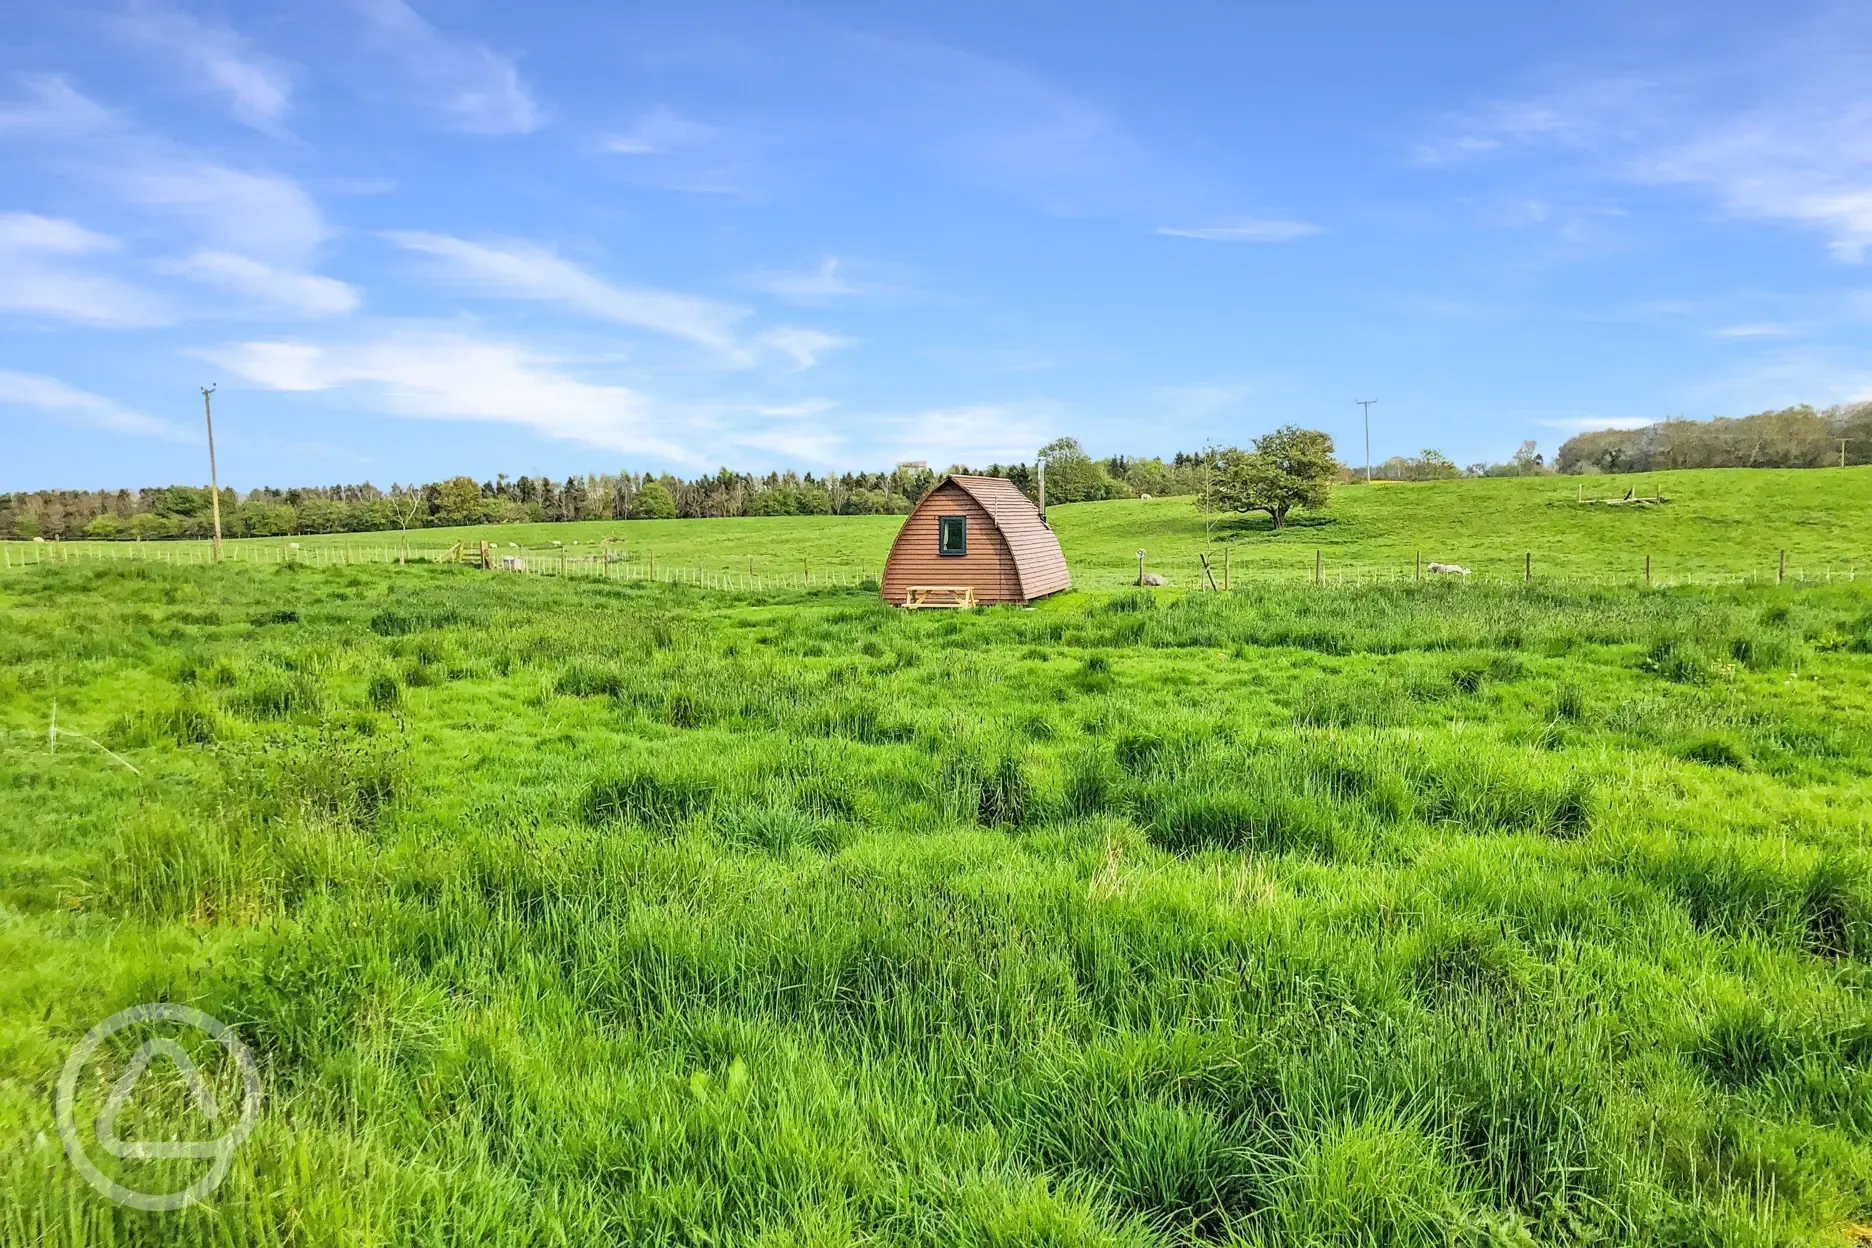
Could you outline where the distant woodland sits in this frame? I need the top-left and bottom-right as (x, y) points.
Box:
(1555, 402), (1871, 474)
(6, 402), (1867, 540)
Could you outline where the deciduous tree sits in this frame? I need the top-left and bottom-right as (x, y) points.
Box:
(1197, 426), (1338, 529)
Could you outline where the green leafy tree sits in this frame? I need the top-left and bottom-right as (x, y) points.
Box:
(128, 511), (184, 539)
(434, 476), (490, 527)
(1198, 426), (1338, 529)
(296, 498), (348, 533)
(747, 488), (798, 516)
(1038, 437), (1123, 503)
(795, 484), (833, 515)
(630, 480), (678, 519)
(82, 513), (125, 539)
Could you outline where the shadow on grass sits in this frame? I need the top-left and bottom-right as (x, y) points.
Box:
(1206, 513), (1343, 539)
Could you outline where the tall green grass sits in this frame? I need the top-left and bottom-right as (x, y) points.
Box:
(2, 560), (1869, 1245)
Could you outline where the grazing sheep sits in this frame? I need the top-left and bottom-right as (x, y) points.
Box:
(1138, 572), (1168, 586)
(1425, 562), (1470, 575)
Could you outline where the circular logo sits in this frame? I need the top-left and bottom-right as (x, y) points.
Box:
(55, 1003), (262, 1211)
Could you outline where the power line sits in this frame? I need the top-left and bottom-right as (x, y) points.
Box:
(1355, 399), (1377, 483)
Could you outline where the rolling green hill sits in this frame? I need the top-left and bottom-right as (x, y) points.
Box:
(8, 466), (1869, 590)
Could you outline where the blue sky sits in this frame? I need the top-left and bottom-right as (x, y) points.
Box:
(3, 1), (1871, 491)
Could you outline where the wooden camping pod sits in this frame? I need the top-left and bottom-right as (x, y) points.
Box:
(880, 475), (1071, 607)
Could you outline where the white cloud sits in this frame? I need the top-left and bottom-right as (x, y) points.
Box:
(751, 257), (866, 304)
(121, 161), (328, 261)
(1421, 31), (1872, 262)
(118, 4), (292, 133)
(0, 371), (188, 439)
(604, 105), (715, 155)
(1712, 323), (1796, 339)
(0, 267), (167, 327)
(1, 81), (329, 264)
(0, 214), (164, 327)
(1156, 218), (1322, 243)
(387, 231), (747, 351)
(354, 0), (541, 134)
(0, 76), (112, 137)
(161, 251), (360, 318)
(0, 213), (116, 255)
(210, 330), (691, 459)
(757, 325), (852, 370)
(872, 402), (1058, 468)
(1535, 416), (1657, 432)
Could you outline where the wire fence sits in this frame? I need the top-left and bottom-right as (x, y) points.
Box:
(0, 539), (878, 591)
(1, 538), (1862, 593)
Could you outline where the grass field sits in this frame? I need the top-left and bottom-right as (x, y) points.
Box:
(8, 466), (1871, 590)
(3, 486), (1872, 1245)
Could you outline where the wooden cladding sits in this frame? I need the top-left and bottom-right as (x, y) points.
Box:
(881, 475), (1071, 606)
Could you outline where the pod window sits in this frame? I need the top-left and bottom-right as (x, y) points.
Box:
(938, 515), (966, 556)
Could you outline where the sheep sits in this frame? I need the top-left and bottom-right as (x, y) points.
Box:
(1137, 572), (1168, 586)
(1425, 562), (1470, 576)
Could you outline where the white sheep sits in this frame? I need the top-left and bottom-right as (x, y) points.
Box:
(1425, 562), (1471, 576)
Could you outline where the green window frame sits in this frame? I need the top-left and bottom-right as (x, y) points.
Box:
(938, 515), (967, 557)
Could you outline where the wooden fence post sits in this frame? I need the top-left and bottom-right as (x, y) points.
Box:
(1415, 551), (1421, 581)
(1645, 554), (1652, 586)
(1778, 550), (1786, 584)
(1524, 552), (1532, 583)
(1222, 546), (1230, 591)
(1314, 549), (1321, 586)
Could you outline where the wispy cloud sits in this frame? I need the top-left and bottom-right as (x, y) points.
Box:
(0, 212), (115, 254)
(1712, 323), (1796, 339)
(0, 213), (166, 327)
(0, 370), (188, 439)
(872, 401), (1059, 467)
(1155, 218), (1322, 243)
(161, 251), (360, 318)
(756, 325), (852, 370)
(1534, 415), (1657, 433)
(353, 0), (541, 134)
(387, 231), (748, 351)
(603, 105), (714, 155)
(750, 257), (867, 304)
(0, 76), (112, 137)
(122, 160), (329, 260)
(1419, 21), (1872, 261)
(116, 3), (293, 133)
(210, 330), (691, 459)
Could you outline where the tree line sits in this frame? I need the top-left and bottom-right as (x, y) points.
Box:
(0, 441), (1208, 541)
(1555, 403), (1871, 474)
(7, 401), (1864, 541)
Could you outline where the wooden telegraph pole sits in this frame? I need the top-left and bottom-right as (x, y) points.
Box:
(202, 385), (224, 561)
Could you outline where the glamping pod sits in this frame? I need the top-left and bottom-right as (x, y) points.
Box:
(880, 474), (1071, 607)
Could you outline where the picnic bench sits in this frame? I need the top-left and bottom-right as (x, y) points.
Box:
(903, 585), (977, 609)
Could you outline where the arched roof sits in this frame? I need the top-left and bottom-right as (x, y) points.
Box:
(938, 474), (1071, 601)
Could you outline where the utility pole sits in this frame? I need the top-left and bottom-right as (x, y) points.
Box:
(202, 385), (223, 561)
(1036, 452), (1047, 526)
(1355, 399), (1377, 483)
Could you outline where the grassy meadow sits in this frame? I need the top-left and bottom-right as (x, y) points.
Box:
(10, 466), (1870, 590)
(2, 479), (1872, 1245)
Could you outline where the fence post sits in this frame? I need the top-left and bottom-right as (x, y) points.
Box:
(1415, 551), (1421, 581)
(1524, 552), (1531, 583)
(1778, 550), (1786, 584)
(1222, 546), (1230, 591)
(1314, 549), (1321, 586)
(1645, 554), (1652, 586)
